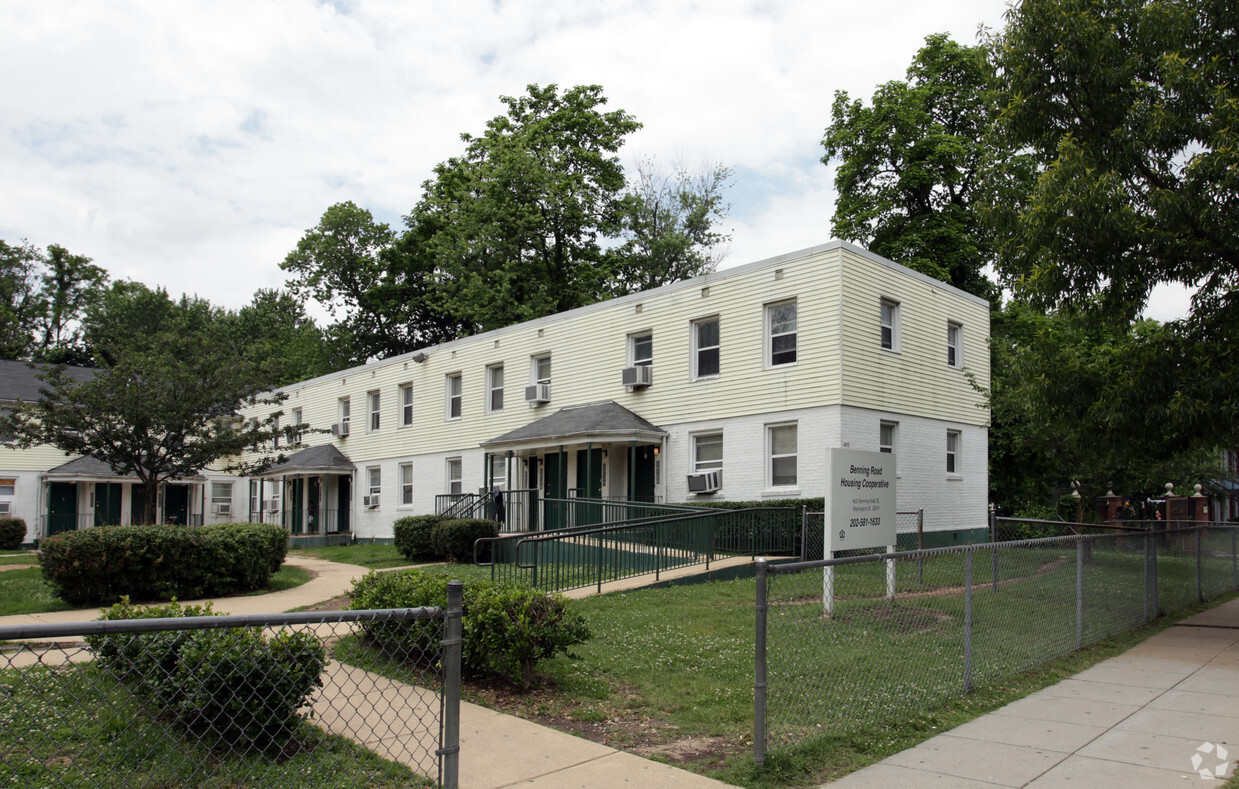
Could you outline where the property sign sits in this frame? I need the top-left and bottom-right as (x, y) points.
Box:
(825, 448), (897, 553)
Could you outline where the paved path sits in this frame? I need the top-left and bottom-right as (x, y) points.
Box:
(824, 598), (1239, 788)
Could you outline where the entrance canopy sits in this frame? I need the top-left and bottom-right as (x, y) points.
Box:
(481, 400), (666, 455)
(257, 444), (356, 477)
(42, 456), (203, 483)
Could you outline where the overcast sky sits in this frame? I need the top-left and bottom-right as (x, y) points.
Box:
(0, 0), (1191, 323)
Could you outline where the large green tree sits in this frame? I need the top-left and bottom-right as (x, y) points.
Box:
(988, 0), (1239, 451)
(0, 239), (44, 360)
(822, 34), (1028, 301)
(3, 283), (292, 522)
(228, 289), (345, 387)
(32, 244), (108, 365)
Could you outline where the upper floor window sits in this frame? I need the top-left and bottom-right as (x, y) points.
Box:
(630, 332), (653, 367)
(290, 407), (302, 445)
(446, 374), (462, 420)
(368, 391), (381, 431)
(947, 430), (961, 474)
(880, 421), (897, 454)
(532, 354), (552, 385)
(339, 397), (351, 433)
(694, 433), (723, 473)
(947, 322), (962, 368)
(271, 413), (280, 448)
(487, 364), (505, 413)
(767, 301), (797, 367)
(693, 317), (720, 379)
(399, 383), (414, 426)
(881, 299), (900, 351)
(768, 423), (798, 487)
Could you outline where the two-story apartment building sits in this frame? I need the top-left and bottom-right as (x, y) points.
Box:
(236, 240), (991, 540)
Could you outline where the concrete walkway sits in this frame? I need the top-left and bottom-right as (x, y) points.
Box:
(825, 598), (1239, 788)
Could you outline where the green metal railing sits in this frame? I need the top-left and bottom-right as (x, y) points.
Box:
(476, 507), (798, 593)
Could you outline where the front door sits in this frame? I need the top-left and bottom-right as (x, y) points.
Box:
(164, 485), (188, 525)
(307, 477), (321, 534)
(337, 476), (350, 534)
(632, 446), (657, 502)
(543, 453), (564, 530)
(48, 482), (77, 535)
(94, 482), (123, 527)
(290, 478), (304, 534)
(131, 485), (149, 524)
(576, 448), (603, 526)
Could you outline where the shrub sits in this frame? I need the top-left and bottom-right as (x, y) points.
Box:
(349, 570), (590, 690)
(431, 518), (498, 563)
(88, 598), (326, 748)
(0, 517), (27, 550)
(40, 522), (287, 607)
(393, 514), (442, 561)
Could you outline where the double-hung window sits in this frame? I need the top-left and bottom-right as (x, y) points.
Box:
(768, 424), (798, 487)
(693, 433), (723, 473)
(947, 322), (962, 368)
(881, 299), (900, 351)
(290, 407), (302, 444)
(399, 383), (413, 426)
(339, 398), (351, 434)
(446, 374), (462, 420)
(447, 458), (463, 496)
(271, 414), (280, 448)
(368, 391), (381, 431)
(880, 421), (897, 454)
(489, 455), (508, 490)
(533, 354), (551, 385)
(767, 301), (797, 366)
(400, 463), (414, 505)
(947, 430), (961, 475)
(368, 467), (382, 499)
(630, 333), (653, 367)
(693, 317), (720, 379)
(487, 364), (504, 413)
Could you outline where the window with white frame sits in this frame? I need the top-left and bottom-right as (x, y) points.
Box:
(768, 424), (798, 487)
(339, 397), (351, 433)
(249, 480), (261, 517)
(368, 391), (381, 431)
(368, 467), (382, 498)
(400, 462), (414, 505)
(693, 433), (723, 473)
(947, 430), (961, 474)
(290, 407), (302, 444)
(0, 478), (14, 496)
(947, 322), (962, 368)
(630, 332), (653, 367)
(0, 502), (9, 516)
(532, 354), (551, 385)
(880, 421), (897, 454)
(447, 458), (463, 495)
(399, 383), (414, 426)
(767, 300), (798, 366)
(693, 317), (720, 379)
(271, 413), (280, 448)
(489, 455), (508, 490)
(487, 364), (504, 413)
(446, 374), (462, 420)
(881, 299), (900, 351)
(211, 482), (233, 515)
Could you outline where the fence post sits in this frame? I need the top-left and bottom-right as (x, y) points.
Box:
(886, 544), (896, 600)
(917, 508), (924, 585)
(801, 506), (808, 562)
(964, 548), (973, 693)
(1152, 530), (1160, 616)
(990, 510), (999, 593)
(441, 580), (464, 789)
(1143, 531), (1151, 623)
(656, 521), (663, 582)
(754, 558), (769, 767)
(1076, 537), (1084, 650)
(597, 533), (604, 594)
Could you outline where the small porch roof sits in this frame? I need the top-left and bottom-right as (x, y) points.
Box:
(42, 456), (204, 483)
(259, 444), (356, 477)
(481, 400), (667, 454)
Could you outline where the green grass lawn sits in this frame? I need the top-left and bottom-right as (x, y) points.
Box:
(0, 664), (428, 788)
(0, 552), (38, 567)
(289, 543), (418, 569)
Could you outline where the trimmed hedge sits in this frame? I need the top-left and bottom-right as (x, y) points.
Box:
(431, 518), (498, 563)
(0, 517), (26, 550)
(87, 599), (326, 747)
(392, 514), (442, 561)
(349, 570), (590, 690)
(39, 522), (288, 607)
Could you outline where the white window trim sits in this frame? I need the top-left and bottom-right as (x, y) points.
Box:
(879, 421), (897, 454)
(400, 462), (414, 506)
(531, 354), (552, 385)
(399, 383), (414, 427)
(766, 300), (798, 368)
(766, 422), (799, 491)
(628, 331), (653, 367)
(692, 432), (724, 474)
(0, 477), (16, 497)
(368, 390), (381, 432)
(881, 299), (901, 352)
(447, 457), (463, 496)
(486, 364), (505, 414)
(339, 397), (351, 433)
(290, 408), (302, 445)
(948, 322), (963, 368)
(367, 467), (382, 499)
(692, 316), (720, 380)
(947, 430), (962, 478)
(445, 373), (462, 421)
(0, 502), (10, 516)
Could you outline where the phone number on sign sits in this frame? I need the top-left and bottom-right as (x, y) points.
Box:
(848, 517), (881, 528)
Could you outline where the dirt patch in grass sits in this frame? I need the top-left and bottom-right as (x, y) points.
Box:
(301, 594), (351, 612)
(0, 564), (37, 572)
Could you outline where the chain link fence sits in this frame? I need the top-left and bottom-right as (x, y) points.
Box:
(753, 523), (1239, 764)
(799, 509), (924, 561)
(0, 591), (463, 788)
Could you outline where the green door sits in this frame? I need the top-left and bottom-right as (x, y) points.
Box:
(164, 485), (188, 525)
(290, 478), (304, 534)
(48, 482), (78, 535)
(544, 453), (565, 530)
(94, 483), (123, 527)
(576, 448), (603, 526)
(633, 446), (657, 502)
(337, 476), (350, 534)
(131, 485), (150, 524)
(307, 477), (321, 534)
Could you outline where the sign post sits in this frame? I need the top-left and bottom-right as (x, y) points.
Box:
(824, 448), (898, 616)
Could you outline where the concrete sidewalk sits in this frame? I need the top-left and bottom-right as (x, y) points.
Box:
(825, 598), (1239, 788)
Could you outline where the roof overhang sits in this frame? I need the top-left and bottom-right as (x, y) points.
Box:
(256, 444), (357, 478)
(480, 401), (667, 454)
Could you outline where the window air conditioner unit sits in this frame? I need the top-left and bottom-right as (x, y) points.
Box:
(687, 470), (722, 494)
(362, 495), (379, 508)
(264, 498), (280, 512)
(212, 502), (232, 515)
(525, 383), (551, 404)
(622, 365), (653, 389)
(332, 422), (349, 437)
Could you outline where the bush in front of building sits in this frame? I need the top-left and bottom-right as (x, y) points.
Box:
(40, 523), (288, 607)
(393, 514), (443, 561)
(349, 569), (590, 691)
(0, 517), (26, 550)
(431, 518), (498, 563)
(88, 598), (326, 749)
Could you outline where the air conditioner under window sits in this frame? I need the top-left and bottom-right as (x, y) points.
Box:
(264, 498), (279, 512)
(211, 502), (232, 515)
(687, 470), (722, 494)
(332, 421), (350, 437)
(622, 365), (653, 389)
(362, 494), (379, 509)
(525, 383), (551, 404)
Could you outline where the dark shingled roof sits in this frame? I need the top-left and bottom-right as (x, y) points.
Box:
(0, 359), (96, 403)
(44, 455), (204, 481)
(481, 401), (666, 450)
(261, 443), (356, 476)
